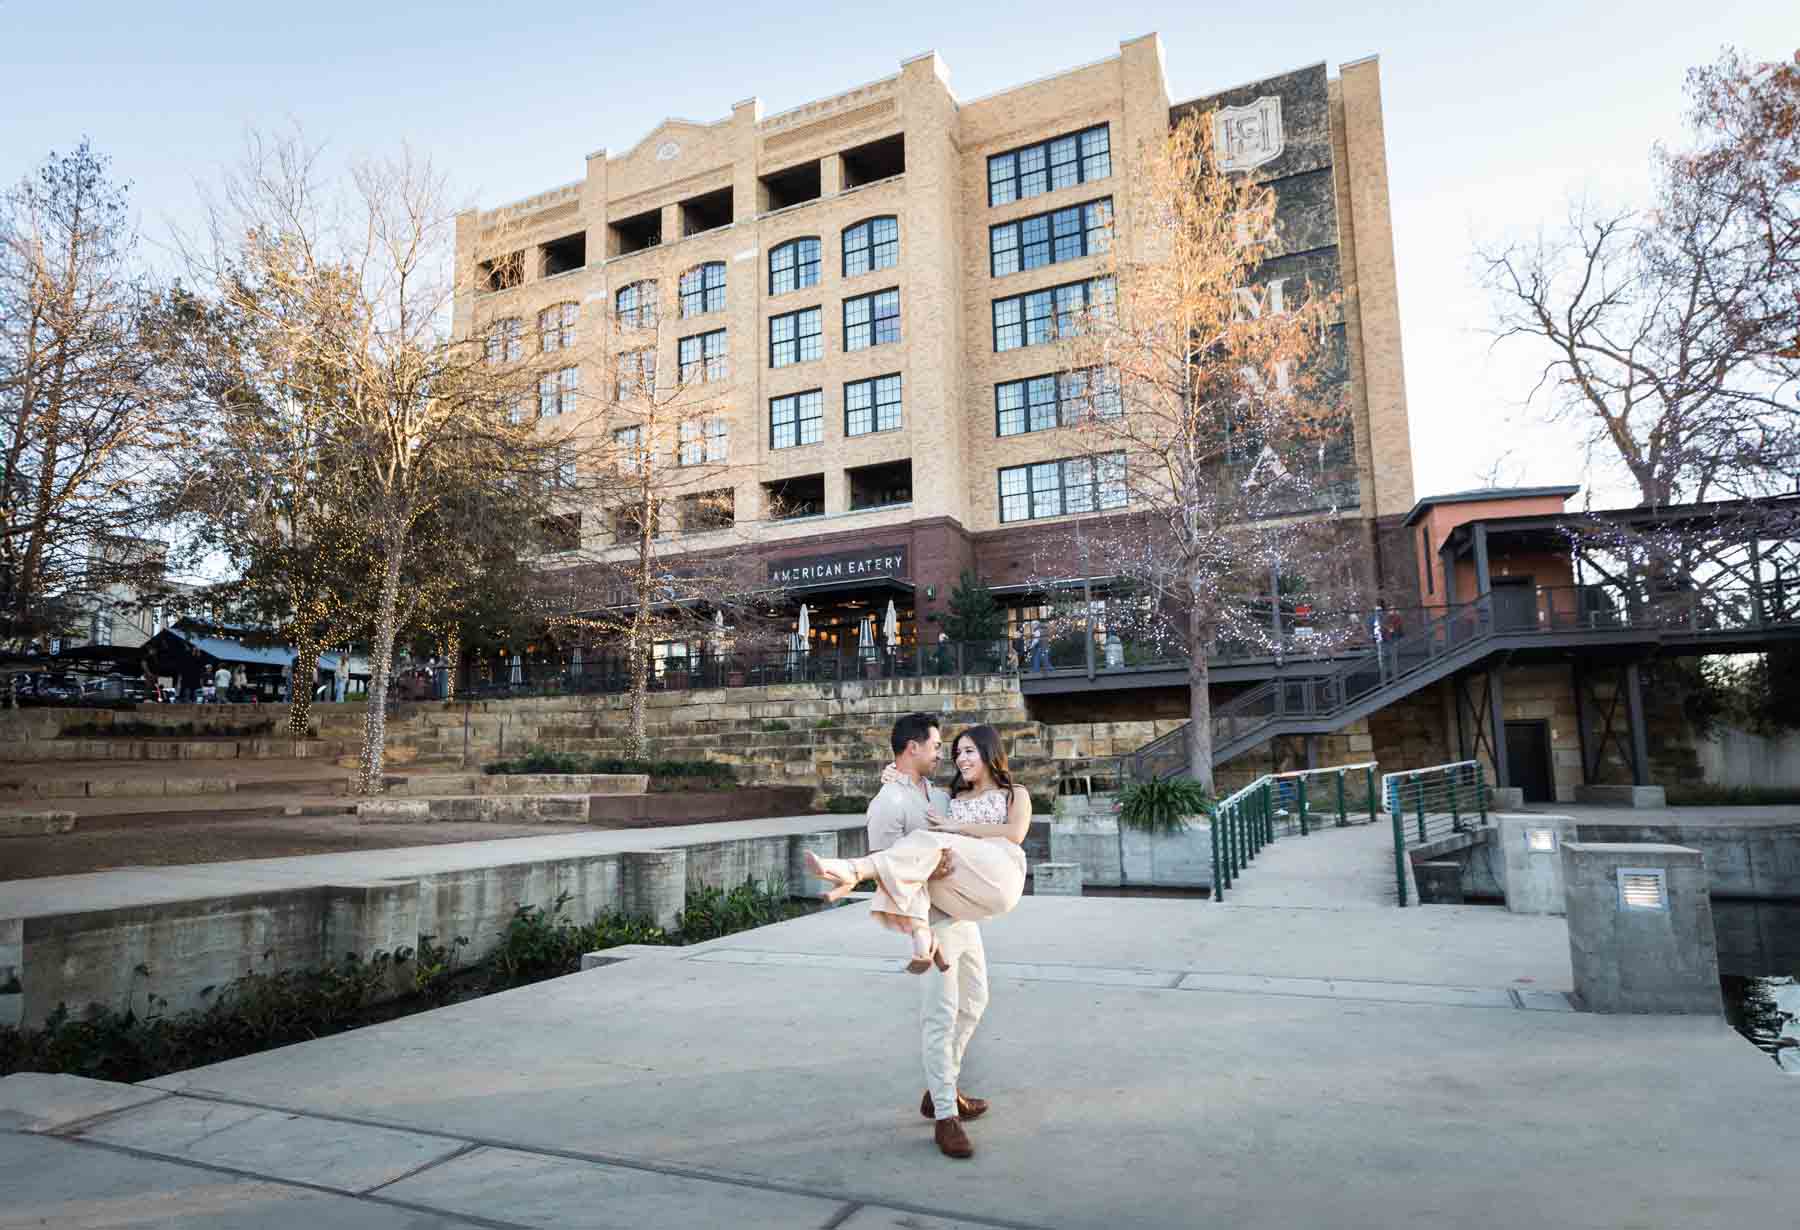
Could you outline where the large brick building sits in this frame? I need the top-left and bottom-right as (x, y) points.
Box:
(454, 34), (1414, 665)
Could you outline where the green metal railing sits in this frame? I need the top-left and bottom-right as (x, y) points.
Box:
(1379, 760), (1492, 907)
(1210, 761), (1379, 903)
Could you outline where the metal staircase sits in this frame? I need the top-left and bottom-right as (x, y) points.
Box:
(1127, 580), (1797, 780)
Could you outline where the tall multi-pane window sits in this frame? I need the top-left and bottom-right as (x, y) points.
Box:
(538, 366), (579, 417)
(769, 238), (821, 296)
(1060, 367), (1122, 423)
(677, 418), (730, 466)
(845, 374), (903, 436)
(485, 317), (522, 363)
(989, 199), (1112, 277)
(995, 375), (1059, 436)
(677, 329), (728, 383)
(679, 262), (726, 317)
(613, 425), (644, 473)
(615, 281), (657, 329)
(987, 125), (1111, 206)
(991, 276), (1114, 352)
(843, 217), (899, 277)
(997, 452), (1127, 522)
(616, 348), (655, 399)
(538, 302), (578, 351)
(844, 289), (900, 351)
(770, 390), (823, 449)
(769, 307), (823, 367)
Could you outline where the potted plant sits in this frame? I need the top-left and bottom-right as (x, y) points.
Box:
(1066, 777), (1214, 889)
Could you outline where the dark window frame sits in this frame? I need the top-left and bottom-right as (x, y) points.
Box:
(677, 327), (729, 384)
(845, 373), (904, 437)
(987, 124), (1112, 207)
(997, 451), (1127, 523)
(769, 306), (823, 368)
(843, 288), (901, 352)
(842, 215), (899, 278)
(989, 197), (1112, 277)
(770, 388), (825, 450)
(615, 280), (658, 329)
(769, 237), (822, 296)
(991, 276), (1114, 352)
(678, 261), (727, 318)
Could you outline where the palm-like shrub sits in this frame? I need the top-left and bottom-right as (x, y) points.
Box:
(1117, 778), (1213, 834)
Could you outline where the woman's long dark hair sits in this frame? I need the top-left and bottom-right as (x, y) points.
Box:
(948, 724), (1015, 797)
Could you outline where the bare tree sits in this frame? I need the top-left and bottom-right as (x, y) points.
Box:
(1036, 111), (1356, 789)
(1480, 50), (1798, 507)
(180, 131), (585, 791)
(0, 142), (174, 651)
(526, 282), (769, 758)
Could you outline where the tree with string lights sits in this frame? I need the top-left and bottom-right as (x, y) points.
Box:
(1033, 109), (1359, 789)
(522, 276), (771, 759)
(176, 130), (593, 791)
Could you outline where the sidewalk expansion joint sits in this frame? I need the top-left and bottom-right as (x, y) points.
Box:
(149, 1087), (1056, 1230)
(685, 948), (1576, 1011)
(53, 1133), (525, 1230)
(357, 1138), (484, 1196)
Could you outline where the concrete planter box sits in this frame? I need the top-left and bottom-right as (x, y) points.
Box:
(1050, 816), (1123, 887)
(1120, 821), (1213, 888)
(1052, 813), (1213, 889)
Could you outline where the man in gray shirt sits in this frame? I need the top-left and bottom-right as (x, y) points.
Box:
(866, 712), (990, 1160)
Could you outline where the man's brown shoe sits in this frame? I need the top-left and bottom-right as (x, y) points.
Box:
(934, 1116), (974, 1159)
(920, 1091), (989, 1121)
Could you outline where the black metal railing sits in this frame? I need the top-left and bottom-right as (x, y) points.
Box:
(1129, 580), (1796, 779)
(425, 579), (1793, 707)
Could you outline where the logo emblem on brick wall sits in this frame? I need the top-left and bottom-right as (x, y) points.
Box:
(1214, 96), (1284, 173)
(655, 141), (681, 161)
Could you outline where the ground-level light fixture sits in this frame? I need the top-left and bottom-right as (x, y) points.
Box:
(1525, 827), (1558, 853)
(1616, 867), (1668, 912)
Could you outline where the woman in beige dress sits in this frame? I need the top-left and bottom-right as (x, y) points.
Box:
(806, 724), (1030, 972)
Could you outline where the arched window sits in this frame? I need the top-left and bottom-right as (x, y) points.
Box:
(538, 302), (578, 352)
(768, 238), (820, 296)
(679, 262), (726, 317)
(843, 217), (898, 278)
(615, 280), (657, 329)
(484, 317), (522, 364)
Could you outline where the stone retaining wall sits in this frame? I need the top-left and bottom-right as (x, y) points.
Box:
(3, 825), (869, 1028)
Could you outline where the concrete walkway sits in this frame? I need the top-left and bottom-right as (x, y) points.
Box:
(5, 895), (1796, 1228)
(1221, 818), (1405, 909)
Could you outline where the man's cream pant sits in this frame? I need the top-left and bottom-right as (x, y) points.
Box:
(922, 917), (988, 1120)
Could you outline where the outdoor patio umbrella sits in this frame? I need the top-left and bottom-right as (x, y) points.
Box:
(883, 599), (899, 654)
(571, 645), (582, 675)
(797, 604), (810, 649)
(509, 654), (522, 685)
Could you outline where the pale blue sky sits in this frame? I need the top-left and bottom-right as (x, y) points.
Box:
(4, 0), (1788, 506)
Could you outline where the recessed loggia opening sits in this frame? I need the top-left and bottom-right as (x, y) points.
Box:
(848, 459), (912, 511)
(539, 231), (587, 277)
(765, 473), (825, 519)
(680, 187), (733, 237)
(479, 250), (524, 292)
(841, 134), (905, 188)
(610, 208), (661, 256)
(760, 160), (822, 212)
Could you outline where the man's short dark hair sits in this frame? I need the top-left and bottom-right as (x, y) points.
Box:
(891, 712), (940, 758)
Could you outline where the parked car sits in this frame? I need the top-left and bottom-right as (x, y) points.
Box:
(36, 673), (81, 702)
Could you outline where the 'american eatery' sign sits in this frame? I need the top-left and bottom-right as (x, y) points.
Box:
(769, 546), (908, 587)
